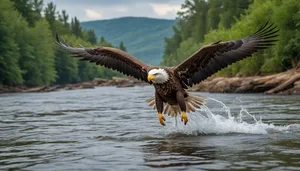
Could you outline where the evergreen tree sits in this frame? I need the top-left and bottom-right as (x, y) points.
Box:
(0, 0), (25, 85)
(162, 26), (182, 66)
(71, 17), (83, 38)
(86, 29), (97, 44)
(0, 0), (120, 87)
(61, 10), (69, 27)
(54, 35), (79, 84)
(29, 19), (56, 85)
(193, 0), (208, 42)
(119, 41), (127, 52)
(44, 2), (57, 34)
(58, 10), (69, 28)
(206, 0), (221, 31)
(32, 0), (43, 14)
(100, 36), (106, 43)
(219, 0), (237, 29)
(11, 0), (43, 26)
(55, 51), (79, 84)
(219, 0), (251, 29)
(99, 36), (113, 46)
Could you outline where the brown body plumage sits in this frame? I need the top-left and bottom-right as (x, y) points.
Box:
(153, 67), (183, 103)
(56, 22), (278, 126)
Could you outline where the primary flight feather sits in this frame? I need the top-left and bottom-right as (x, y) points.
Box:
(56, 22), (278, 126)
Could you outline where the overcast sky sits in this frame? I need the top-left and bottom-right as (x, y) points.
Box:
(43, 0), (185, 21)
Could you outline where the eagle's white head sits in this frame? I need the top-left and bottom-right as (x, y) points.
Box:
(147, 68), (169, 84)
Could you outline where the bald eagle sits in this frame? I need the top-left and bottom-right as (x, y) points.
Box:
(56, 23), (278, 126)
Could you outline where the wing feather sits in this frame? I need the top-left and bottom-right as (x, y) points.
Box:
(55, 35), (150, 82)
(175, 22), (279, 86)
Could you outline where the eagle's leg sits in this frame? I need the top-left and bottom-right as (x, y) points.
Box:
(176, 91), (188, 125)
(155, 92), (165, 126)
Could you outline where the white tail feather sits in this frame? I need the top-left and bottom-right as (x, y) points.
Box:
(146, 94), (205, 117)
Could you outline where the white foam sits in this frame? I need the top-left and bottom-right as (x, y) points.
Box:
(166, 97), (300, 135)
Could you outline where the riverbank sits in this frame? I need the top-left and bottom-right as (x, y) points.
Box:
(192, 68), (300, 95)
(1, 68), (299, 95)
(0, 77), (148, 94)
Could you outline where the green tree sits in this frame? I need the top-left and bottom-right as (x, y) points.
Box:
(1, 0), (139, 87)
(219, 0), (251, 29)
(99, 36), (113, 46)
(193, 0), (209, 42)
(54, 35), (79, 84)
(0, 32), (23, 85)
(0, 0), (25, 85)
(119, 41), (127, 52)
(86, 29), (97, 44)
(219, 0), (238, 29)
(71, 17), (83, 38)
(30, 20), (56, 85)
(11, 0), (43, 26)
(206, 0), (221, 31)
(163, 0), (300, 76)
(13, 19), (56, 86)
(58, 10), (69, 28)
(44, 2), (57, 34)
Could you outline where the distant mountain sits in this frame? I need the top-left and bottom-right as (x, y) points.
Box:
(81, 17), (176, 65)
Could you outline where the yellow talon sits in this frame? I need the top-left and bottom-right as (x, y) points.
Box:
(181, 112), (188, 125)
(158, 113), (166, 126)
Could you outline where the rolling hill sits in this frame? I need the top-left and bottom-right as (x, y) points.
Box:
(81, 17), (176, 65)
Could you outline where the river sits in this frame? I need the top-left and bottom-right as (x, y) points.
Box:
(0, 86), (299, 170)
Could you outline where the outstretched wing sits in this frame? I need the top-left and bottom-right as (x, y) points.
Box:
(56, 35), (150, 82)
(174, 22), (279, 86)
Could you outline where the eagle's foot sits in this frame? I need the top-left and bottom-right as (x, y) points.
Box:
(181, 112), (188, 125)
(158, 113), (166, 126)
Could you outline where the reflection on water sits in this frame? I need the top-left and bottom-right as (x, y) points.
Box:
(142, 138), (217, 168)
(0, 86), (300, 170)
(142, 134), (300, 170)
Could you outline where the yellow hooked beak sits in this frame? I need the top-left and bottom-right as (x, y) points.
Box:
(147, 74), (155, 82)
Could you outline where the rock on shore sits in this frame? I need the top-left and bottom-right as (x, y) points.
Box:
(191, 68), (300, 95)
(0, 77), (147, 93)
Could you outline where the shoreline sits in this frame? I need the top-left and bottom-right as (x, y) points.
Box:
(191, 68), (300, 95)
(1, 68), (299, 95)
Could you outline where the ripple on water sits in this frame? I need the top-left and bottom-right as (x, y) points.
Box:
(0, 87), (300, 170)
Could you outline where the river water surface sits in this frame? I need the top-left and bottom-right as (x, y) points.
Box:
(0, 86), (300, 170)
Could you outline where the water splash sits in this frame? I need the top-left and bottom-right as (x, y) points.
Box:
(166, 97), (299, 135)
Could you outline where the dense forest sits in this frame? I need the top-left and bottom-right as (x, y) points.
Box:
(0, 0), (125, 86)
(1, 0), (300, 87)
(162, 0), (300, 76)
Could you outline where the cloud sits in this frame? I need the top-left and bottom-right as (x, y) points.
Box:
(150, 3), (181, 16)
(43, 0), (184, 21)
(85, 9), (104, 19)
(48, 0), (184, 6)
(115, 7), (128, 13)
